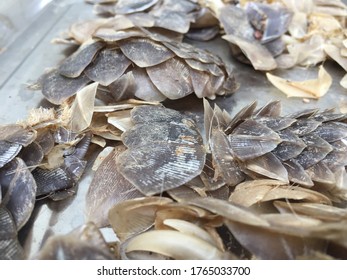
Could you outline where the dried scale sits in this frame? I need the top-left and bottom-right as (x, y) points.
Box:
(0, 207), (24, 260)
(2, 0), (347, 261)
(1, 97), (344, 259)
(110, 191), (345, 260)
(37, 8), (238, 106)
(104, 101), (347, 200)
(83, 0), (220, 41)
(76, 0), (347, 97)
(116, 105), (206, 195)
(0, 84), (164, 259)
(3, 94), (346, 259)
(80, 0), (347, 98)
(199, 0), (347, 73)
(205, 100), (347, 201)
(0, 104), (93, 259)
(33, 223), (116, 260)
(85, 102), (347, 260)
(83, 0), (347, 76)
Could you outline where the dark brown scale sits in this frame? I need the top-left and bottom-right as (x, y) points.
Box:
(58, 41), (105, 78)
(89, 0), (208, 47)
(305, 162), (336, 185)
(0, 158), (37, 230)
(153, 10), (191, 33)
(0, 124), (36, 147)
(286, 108), (319, 119)
(314, 122), (347, 143)
(282, 159), (313, 187)
(0, 207), (16, 239)
(0, 206), (24, 260)
(185, 26), (219, 41)
(254, 117), (295, 131)
(286, 119), (321, 136)
(0, 141), (21, 168)
(0, 239), (24, 260)
(33, 133), (91, 199)
(41, 69), (90, 105)
(224, 101), (257, 134)
(117, 105), (206, 196)
(323, 140), (347, 168)
(245, 2), (292, 44)
(253, 100), (281, 117)
(118, 38), (174, 67)
(84, 48), (132, 86)
(114, 0), (159, 14)
(36, 0), (236, 105)
(39, 22), (237, 104)
(33, 167), (76, 199)
(311, 111), (346, 123)
(272, 130), (306, 161)
(35, 130), (55, 155)
(18, 141), (44, 170)
(295, 134), (333, 169)
(207, 101), (347, 192)
(131, 68), (166, 101)
(0, 124), (38, 168)
(69, 133), (92, 160)
(210, 129), (245, 186)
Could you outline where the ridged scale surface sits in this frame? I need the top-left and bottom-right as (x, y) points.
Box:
(208, 101), (347, 190)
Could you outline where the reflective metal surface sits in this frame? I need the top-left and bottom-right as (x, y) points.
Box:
(0, 0), (89, 123)
(0, 0), (53, 50)
(0, 0), (346, 258)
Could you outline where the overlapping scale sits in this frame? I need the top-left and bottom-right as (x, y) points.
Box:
(117, 105), (205, 195)
(205, 100), (347, 192)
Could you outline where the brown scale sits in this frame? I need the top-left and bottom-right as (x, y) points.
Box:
(38, 15), (237, 104)
(0, 121), (93, 258)
(205, 100), (347, 196)
(85, 0), (219, 41)
(36, 0), (238, 105)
